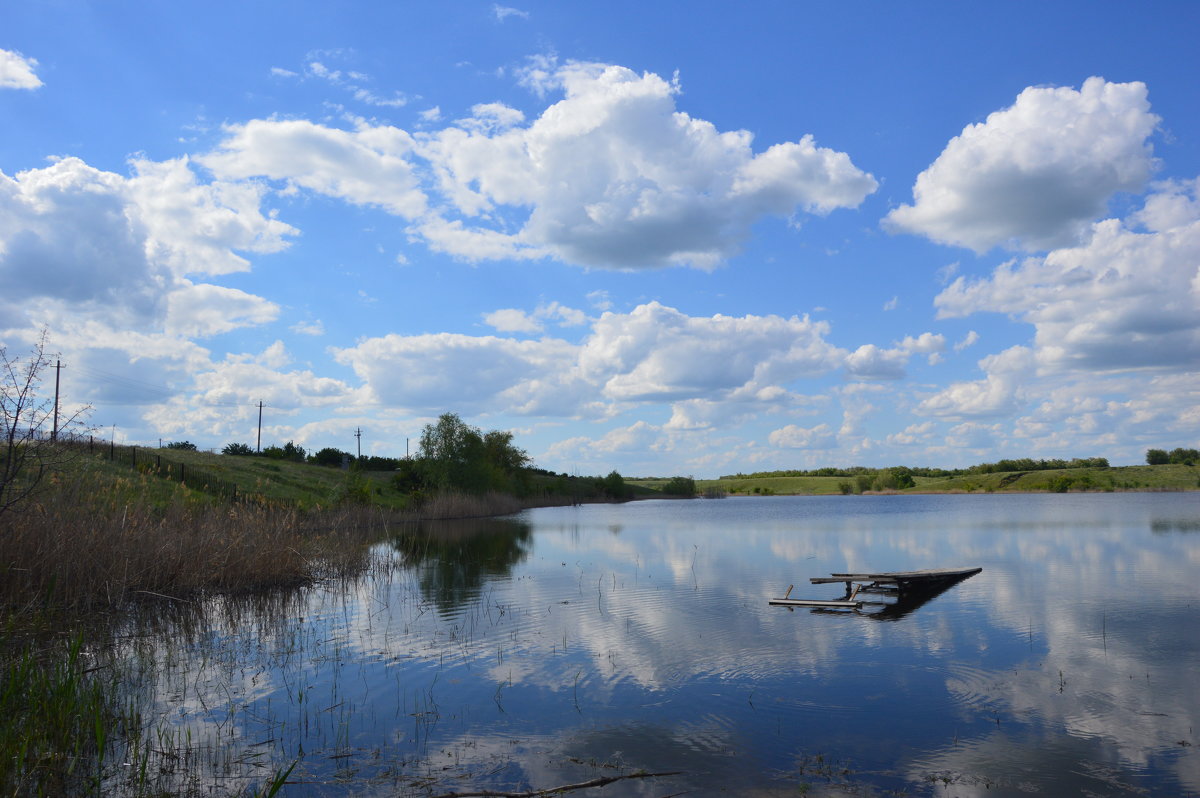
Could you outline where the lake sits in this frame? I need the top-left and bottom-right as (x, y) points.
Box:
(107, 492), (1200, 796)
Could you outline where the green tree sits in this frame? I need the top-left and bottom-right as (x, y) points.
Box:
(662, 476), (696, 497)
(1146, 448), (1169, 465)
(164, 440), (197, 451)
(281, 441), (307, 462)
(311, 447), (351, 467)
(1168, 447), (1199, 465)
(222, 442), (254, 456)
(419, 413), (485, 491)
(602, 470), (631, 500)
(417, 413), (533, 494)
(891, 467), (916, 489)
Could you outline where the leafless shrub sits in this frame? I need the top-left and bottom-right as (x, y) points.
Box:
(1, 330), (92, 517)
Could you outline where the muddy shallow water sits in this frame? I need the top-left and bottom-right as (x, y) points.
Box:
(107, 492), (1200, 796)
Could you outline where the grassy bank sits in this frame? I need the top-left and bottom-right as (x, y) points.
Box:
(682, 463), (1200, 496)
(0, 446), (632, 615)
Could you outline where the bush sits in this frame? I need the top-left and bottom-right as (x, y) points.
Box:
(357, 455), (401, 471)
(328, 473), (372, 506)
(1169, 447), (1199, 465)
(662, 476), (696, 497)
(1047, 475), (1074, 493)
(164, 440), (198, 451)
(311, 447), (351, 467)
(222, 442), (254, 456)
(602, 470), (632, 500)
(263, 441), (307, 462)
(392, 459), (428, 493)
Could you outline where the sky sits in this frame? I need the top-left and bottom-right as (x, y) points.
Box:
(2, 1), (1199, 477)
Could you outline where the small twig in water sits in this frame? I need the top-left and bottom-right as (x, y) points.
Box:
(135, 589), (192, 604)
(430, 770), (683, 798)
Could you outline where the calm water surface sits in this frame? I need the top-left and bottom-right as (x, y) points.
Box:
(112, 493), (1200, 796)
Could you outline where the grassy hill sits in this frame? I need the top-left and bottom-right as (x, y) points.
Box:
(669, 464), (1200, 496)
(65, 443), (662, 511)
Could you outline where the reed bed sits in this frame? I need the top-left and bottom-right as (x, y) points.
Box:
(0, 462), (585, 615)
(0, 471), (387, 615)
(415, 490), (559, 519)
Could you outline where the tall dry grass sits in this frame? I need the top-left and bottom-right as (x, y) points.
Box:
(0, 464), (587, 614)
(415, 490), (584, 519)
(0, 471), (387, 614)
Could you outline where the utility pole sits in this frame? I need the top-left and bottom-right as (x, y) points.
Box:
(355, 427), (362, 459)
(256, 401), (263, 452)
(51, 360), (61, 441)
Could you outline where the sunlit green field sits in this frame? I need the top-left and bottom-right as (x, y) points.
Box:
(632, 464), (1200, 496)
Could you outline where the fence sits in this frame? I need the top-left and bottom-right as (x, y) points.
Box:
(7, 431), (302, 508)
(56, 435), (271, 505)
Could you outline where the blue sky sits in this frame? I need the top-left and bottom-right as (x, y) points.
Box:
(2, 1), (1198, 476)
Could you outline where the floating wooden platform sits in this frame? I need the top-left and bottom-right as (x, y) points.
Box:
(809, 566), (982, 588)
(769, 567), (982, 612)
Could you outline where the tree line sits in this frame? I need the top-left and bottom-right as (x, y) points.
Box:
(1146, 448), (1199, 465)
(721, 456), (1110, 481)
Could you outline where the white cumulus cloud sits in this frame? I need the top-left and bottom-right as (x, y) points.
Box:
(885, 77), (1159, 252)
(0, 48), (42, 89)
(331, 302), (853, 421)
(201, 119), (427, 218)
(332, 333), (586, 416)
(484, 302), (588, 333)
(843, 343), (909, 380)
(935, 178), (1200, 374)
(768, 423), (836, 449)
(422, 62), (877, 269)
(207, 61), (876, 271)
(580, 302), (844, 401)
(0, 156), (292, 334)
(917, 346), (1035, 418)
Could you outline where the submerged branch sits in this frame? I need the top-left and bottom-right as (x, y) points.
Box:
(429, 770), (683, 798)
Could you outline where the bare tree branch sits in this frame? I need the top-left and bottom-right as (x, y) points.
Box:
(0, 330), (93, 517)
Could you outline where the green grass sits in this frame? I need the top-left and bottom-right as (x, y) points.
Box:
(82, 445), (415, 510)
(0, 633), (123, 796)
(703, 475), (848, 495)
(88, 446), (661, 510)
(919, 464), (1200, 493)
(635, 464), (1200, 497)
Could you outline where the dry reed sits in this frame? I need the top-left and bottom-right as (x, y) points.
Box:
(0, 467), (587, 614)
(0, 472), (386, 614)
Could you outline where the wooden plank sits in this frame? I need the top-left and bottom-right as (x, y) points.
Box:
(811, 567), (981, 585)
(769, 598), (862, 608)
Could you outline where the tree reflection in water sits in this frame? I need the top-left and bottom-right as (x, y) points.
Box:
(391, 518), (533, 613)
